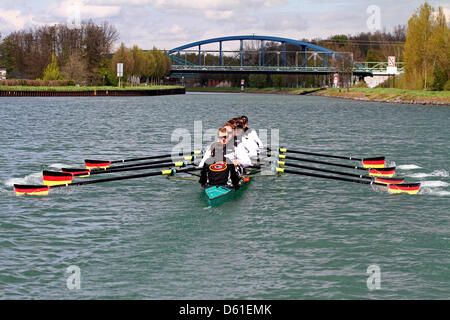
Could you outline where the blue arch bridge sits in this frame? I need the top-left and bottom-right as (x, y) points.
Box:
(167, 35), (390, 79)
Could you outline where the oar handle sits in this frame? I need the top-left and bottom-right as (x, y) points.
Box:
(105, 150), (202, 164)
(280, 161), (371, 180)
(53, 166), (201, 188)
(268, 147), (363, 161)
(280, 154), (364, 170)
(279, 168), (371, 185)
(88, 162), (181, 175)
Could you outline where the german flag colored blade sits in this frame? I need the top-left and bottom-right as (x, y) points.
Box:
(368, 167), (396, 177)
(61, 168), (91, 175)
(42, 170), (73, 186)
(362, 156), (386, 169)
(85, 160), (111, 169)
(14, 184), (50, 196)
(387, 183), (421, 195)
(374, 177), (405, 185)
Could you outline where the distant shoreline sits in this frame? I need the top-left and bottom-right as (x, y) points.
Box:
(0, 86), (185, 97)
(186, 87), (322, 95)
(312, 88), (450, 106)
(187, 86), (450, 105)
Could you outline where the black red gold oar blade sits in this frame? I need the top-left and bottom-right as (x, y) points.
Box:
(61, 168), (91, 176)
(374, 177), (405, 185)
(42, 170), (73, 186)
(84, 159), (111, 169)
(362, 156), (386, 168)
(14, 184), (50, 196)
(368, 167), (396, 177)
(387, 183), (421, 195)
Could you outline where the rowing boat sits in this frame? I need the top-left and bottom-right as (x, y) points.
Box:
(202, 167), (260, 206)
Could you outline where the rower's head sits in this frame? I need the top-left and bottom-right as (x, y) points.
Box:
(225, 119), (236, 130)
(241, 115), (248, 128)
(217, 126), (233, 145)
(234, 118), (244, 136)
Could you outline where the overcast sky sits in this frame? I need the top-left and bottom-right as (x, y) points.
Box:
(0, 0), (449, 50)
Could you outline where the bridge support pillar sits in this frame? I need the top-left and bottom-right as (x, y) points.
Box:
(198, 45), (201, 65)
(219, 41), (223, 66)
(240, 40), (244, 67)
(261, 40), (265, 66)
(282, 42), (286, 67)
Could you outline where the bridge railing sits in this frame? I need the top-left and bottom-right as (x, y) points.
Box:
(353, 61), (405, 72)
(169, 50), (354, 69)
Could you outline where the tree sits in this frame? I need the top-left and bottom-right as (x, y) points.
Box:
(111, 43), (134, 83)
(61, 52), (87, 84)
(142, 50), (156, 84)
(43, 53), (61, 80)
(403, 2), (449, 90)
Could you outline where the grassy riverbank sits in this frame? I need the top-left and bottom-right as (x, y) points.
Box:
(186, 87), (321, 94)
(0, 85), (183, 92)
(313, 88), (450, 106)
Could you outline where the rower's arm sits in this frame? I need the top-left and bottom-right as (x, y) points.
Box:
(198, 148), (211, 168)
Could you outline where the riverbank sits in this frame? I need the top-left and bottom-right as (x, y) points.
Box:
(313, 88), (450, 106)
(0, 85), (185, 97)
(186, 87), (322, 95)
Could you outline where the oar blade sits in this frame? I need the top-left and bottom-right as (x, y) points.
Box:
(84, 159), (111, 169)
(374, 177), (405, 185)
(14, 184), (50, 196)
(42, 170), (73, 186)
(362, 156), (386, 168)
(368, 167), (396, 177)
(388, 183), (421, 195)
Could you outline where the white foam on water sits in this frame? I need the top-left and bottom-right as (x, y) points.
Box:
(4, 172), (43, 187)
(407, 170), (449, 179)
(397, 164), (422, 170)
(420, 188), (450, 196)
(420, 181), (449, 188)
(48, 163), (67, 169)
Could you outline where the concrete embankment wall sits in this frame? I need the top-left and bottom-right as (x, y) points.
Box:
(0, 88), (185, 97)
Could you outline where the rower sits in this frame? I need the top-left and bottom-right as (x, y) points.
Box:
(199, 142), (241, 190)
(241, 115), (263, 157)
(198, 126), (252, 169)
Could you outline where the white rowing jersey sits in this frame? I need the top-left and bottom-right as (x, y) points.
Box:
(243, 128), (263, 156)
(199, 141), (252, 168)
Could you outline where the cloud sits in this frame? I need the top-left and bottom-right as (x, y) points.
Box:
(0, 9), (40, 32)
(52, 0), (121, 20)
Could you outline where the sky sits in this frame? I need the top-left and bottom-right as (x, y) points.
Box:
(0, 0), (449, 50)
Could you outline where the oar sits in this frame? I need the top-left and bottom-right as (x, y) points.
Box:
(42, 161), (187, 186)
(275, 167), (421, 195)
(277, 154), (396, 177)
(84, 150), (202, 169)
(268, 147), (386, 168)
(276, 160), (404, 185)
(15, 166), (201, 196)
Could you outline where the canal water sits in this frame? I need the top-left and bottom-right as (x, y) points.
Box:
(0, 93), (449, 299)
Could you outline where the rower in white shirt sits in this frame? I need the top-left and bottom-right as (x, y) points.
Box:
(240, 115), (263, 157)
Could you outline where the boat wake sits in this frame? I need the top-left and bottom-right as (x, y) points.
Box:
(4, 172), (43, 187)
(406, 169), (449, 179)
(397, 164), (422, 170)
(420, 181), (449, 188)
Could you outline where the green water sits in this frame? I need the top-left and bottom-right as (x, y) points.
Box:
(0, 93), (449, 299)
